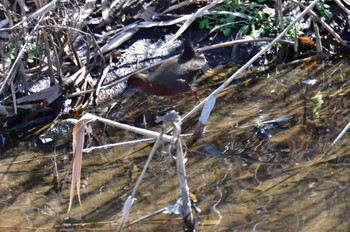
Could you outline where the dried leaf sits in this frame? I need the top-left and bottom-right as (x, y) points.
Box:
(67, 118), (89, 212)
(17, 84), (60, 105)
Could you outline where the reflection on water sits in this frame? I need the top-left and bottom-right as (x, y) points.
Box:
(1, 58), (350, 231)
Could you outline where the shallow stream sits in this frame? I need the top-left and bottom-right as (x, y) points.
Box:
(1, 57), (350, 231)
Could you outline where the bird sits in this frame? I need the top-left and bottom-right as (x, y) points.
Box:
(127, 40), (206, 100)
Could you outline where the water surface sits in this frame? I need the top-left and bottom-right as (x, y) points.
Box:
(1, 58), (350, 231)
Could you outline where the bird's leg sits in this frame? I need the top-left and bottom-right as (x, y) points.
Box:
(191, 89), (199, 101)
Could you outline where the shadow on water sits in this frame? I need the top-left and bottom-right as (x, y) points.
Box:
(1, 58), (350, 231)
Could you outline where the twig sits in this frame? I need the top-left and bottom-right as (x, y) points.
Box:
(161, 0), (225, 48)
(174, 121), (195, 231)
(162, 0), (194, 14)
(0, 0), (58, 30)
(117, 127), (164, 232)
(322, 122), (350, 158)
(82, 113), (175, 143)
(82, 134), (192, 153)
(334, 0), (350, 16)
(10, 82), (17, 115)
(198, 38), (294, 52)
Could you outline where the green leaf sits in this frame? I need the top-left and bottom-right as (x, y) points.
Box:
(257, 11), (266, 21)
(312, 92), (324, 119)
(218, 18), (227, 24)
(324, 10), (333, 19)
(199, 18), (209, 29)
(240, 25), (249, 35)
(226, 15), (235, 23)
(249, 2), (257, 9)
(316, 3), (325, 11)
(27, 58), (34, 64)
(223, 28), (231, 36)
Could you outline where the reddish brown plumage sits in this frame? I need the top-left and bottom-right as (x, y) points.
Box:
(127, 40), (206, 97)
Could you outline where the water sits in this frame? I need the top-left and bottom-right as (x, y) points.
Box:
(1, 58), (350, 231)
